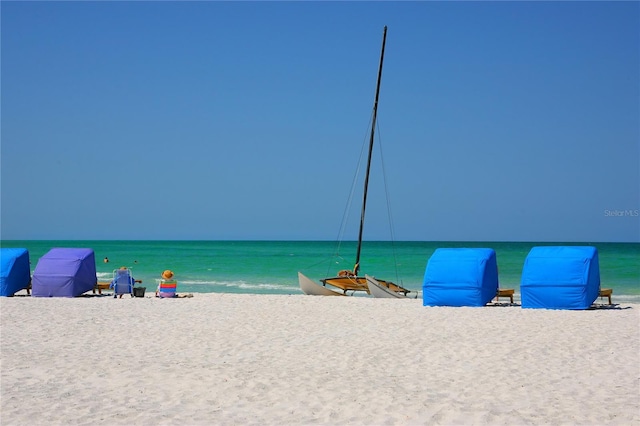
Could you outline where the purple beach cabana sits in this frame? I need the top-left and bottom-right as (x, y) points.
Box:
(32, 248), (97, 297)
(1, 248), (31, 297)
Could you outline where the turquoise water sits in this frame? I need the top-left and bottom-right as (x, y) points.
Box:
(1, 240), (638, 302)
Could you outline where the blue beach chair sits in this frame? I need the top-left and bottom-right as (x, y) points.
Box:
(111, 267), (135, 298)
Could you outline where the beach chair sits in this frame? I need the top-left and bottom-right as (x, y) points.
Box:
(111, 268), (135, 298)
(598, 288), (613, 305)
(495, 288), (515, 304)
(157, 279), (178, 298)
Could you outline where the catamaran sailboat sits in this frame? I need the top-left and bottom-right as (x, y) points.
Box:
(298, 26), (413, 298)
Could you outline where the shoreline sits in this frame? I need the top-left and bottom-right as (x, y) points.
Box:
(1, 294), (638, 425)
(9, 286), (640, 305)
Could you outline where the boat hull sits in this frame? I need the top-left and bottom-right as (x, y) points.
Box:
(298, 272), (345, 296)
(299, 271), (413, 298)
(366, 274), (409, 299)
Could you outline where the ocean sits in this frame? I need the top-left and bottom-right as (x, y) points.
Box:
(2, 240), (638, 302)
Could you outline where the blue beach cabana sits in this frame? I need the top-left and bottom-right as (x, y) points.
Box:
(32, 248), (97, 297)
(423, 248), (499, 307)
(0, 248), (31, 297)
(520, 246), (600, 310)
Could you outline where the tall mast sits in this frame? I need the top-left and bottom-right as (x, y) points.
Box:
(354, 25), (387, 276)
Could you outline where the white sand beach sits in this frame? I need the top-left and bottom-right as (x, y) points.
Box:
(1, 293), (638, 425)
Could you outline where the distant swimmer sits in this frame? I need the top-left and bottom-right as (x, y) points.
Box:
(104, 257), (109, 263)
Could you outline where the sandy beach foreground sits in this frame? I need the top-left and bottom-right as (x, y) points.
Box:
(1, 294), (638, 425)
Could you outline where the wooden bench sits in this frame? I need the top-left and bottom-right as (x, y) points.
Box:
(599, 288), (613, 305)
(495, 288), (515, 303)
(94, 282), (112, 295)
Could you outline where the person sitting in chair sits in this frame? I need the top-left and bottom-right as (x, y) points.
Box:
(155, 270), (193, 298)
(110, 266), (139, 298)
(156, 269), (178, 298)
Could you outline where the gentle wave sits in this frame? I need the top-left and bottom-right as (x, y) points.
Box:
(91, 275), (298, 293)
(605, 294), (640, 304)
(180, 279), (299, 292)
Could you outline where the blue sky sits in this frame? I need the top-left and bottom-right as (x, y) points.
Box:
(1, 1), (638, 242)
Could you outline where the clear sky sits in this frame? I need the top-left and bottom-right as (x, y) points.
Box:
(1, 1), (638, 242)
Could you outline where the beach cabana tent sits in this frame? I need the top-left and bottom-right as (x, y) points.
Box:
(521, 246), (600, 310)
(0, 248), (31, 297)
(32, 248), (97, 297)
(423, 248), (498, 307)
